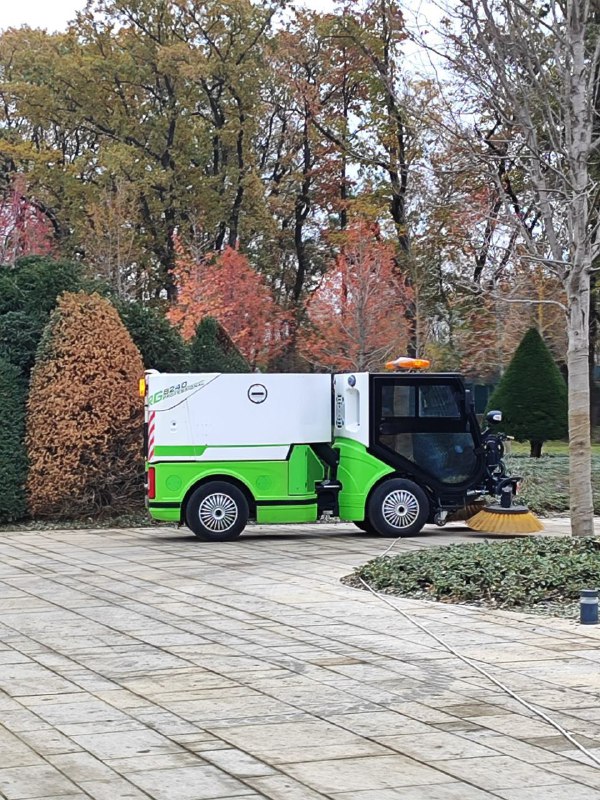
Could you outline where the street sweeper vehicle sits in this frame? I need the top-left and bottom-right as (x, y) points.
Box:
(142, 363), (542, 541)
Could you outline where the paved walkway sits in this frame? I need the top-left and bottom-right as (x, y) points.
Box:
(1, 520), (600, 799)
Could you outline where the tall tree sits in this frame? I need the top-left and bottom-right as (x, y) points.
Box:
(440, 0), (599, 536)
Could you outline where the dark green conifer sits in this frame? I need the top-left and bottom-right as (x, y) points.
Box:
(0, 358), (28, 523)
(487, 327), (567, 457)
(116, 302), (189, 372)
(188, 318), (249, 373)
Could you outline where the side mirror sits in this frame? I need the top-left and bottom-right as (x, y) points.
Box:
(465, 388), (475, 413)
(486, 410), (502, 425)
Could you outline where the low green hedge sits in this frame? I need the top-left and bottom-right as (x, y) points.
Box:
(350, 536), (600, 608)
(506, 454), (600, 516)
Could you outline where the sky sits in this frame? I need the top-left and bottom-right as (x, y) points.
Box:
(0, 0), (433, 33)
(0, 0), (330, 32)
(0, 0), (438, 75)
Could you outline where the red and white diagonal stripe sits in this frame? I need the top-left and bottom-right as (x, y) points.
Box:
(148, 411), (156, 462)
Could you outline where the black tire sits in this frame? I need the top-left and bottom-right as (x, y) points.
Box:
(367, 479), (429, 538)
(353, 520), (379, 534)
(185, 481), (249, 541)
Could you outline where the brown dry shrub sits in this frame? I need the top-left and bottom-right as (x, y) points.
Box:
(26, 292), (144, 518)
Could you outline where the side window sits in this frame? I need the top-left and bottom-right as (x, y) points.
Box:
(375, 379), (478, 485)
(419, 385), (461, 418)
(381, 385), (416, 417)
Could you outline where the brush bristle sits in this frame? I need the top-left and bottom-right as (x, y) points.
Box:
(447, 502), (487, 522)
(467, 507), (544, 535)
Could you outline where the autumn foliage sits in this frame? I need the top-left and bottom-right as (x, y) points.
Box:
(0, 178), (55, 266)
(26, 292), (144, 518)
(301, 224), (413, 371)
(168, 243), (289, 369)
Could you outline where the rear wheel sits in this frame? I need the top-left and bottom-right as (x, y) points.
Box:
(367, 479), (429, 538)
(185, 481), (249, 541)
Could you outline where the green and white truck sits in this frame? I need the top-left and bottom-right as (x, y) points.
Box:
(143, 368), (518, 541)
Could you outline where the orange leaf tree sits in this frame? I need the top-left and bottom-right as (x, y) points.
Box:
(300, 224), (413, 371)
(168, 242), (289, 369)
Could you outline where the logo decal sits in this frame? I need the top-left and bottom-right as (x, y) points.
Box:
(335, 394), (345, 428)
(149, 379), (206, 406)
(248, 384), (268, 404)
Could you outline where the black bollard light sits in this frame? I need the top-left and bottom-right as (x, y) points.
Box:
(580, 589), (599, 625)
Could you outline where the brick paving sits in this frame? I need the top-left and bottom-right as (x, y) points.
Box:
(0, 519), (599, 798)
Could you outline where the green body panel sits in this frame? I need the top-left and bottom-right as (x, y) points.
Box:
(334, 437), (394, 521)
(147, 440), (392, 527)
(154, 445), (205, 457)
(288, 446), (325, 495)
(256, 504), (318, 524)
(148, 504), (181, 522)
(148, 445), (323, 524)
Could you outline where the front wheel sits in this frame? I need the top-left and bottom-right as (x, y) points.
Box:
(185, 481), (249, 541)
(367, 479), (429, 538)
(353, 520), (379, 534)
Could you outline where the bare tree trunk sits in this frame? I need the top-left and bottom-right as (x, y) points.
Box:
(567, 267), (594, 535)
(566, 6), (594, 535)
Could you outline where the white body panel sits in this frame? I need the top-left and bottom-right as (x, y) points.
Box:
(147, 373), (333, 459)
(333, 372), (370, 447)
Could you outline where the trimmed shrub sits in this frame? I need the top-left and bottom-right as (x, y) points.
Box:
(116, 302), (189, 372)
(2, 256), (82, 316)
(0, 311), (45, 376)
(188, 317), (250, 373)
(26, 292), (144, 518)
(0, 257), (84, 376)
(0, 358), (28, 523)
(486, 327), (567, 456)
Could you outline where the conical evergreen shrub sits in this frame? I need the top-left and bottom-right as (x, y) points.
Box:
(486, 327), (567, 457)
(26, 292), (144, 518)
(188, 317), (249, 373)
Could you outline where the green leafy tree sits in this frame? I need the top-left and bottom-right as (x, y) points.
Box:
(188, 317), (249, 373)
(116, 302), (189, 373)
(0, 358), (28, 523)
(487, 328), (567, 457)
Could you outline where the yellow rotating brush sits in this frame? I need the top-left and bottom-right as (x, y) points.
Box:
(446, 501), (487, 523)
(467, 504), (543, 535)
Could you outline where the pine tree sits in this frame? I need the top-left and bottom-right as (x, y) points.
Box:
(486, 328), (567, 457)
(0, 358), (28, 523)
(26, 292), (144, 518)
(188, 317), (250, 373)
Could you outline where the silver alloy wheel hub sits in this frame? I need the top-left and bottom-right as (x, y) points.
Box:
(382, 489), (419, 529)
(199, 493), (238, 532)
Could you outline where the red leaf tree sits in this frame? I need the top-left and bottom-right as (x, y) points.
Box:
(0, 177), (55, 265)
(301, 223), (413, 371)
(168, 242), (290, 369)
